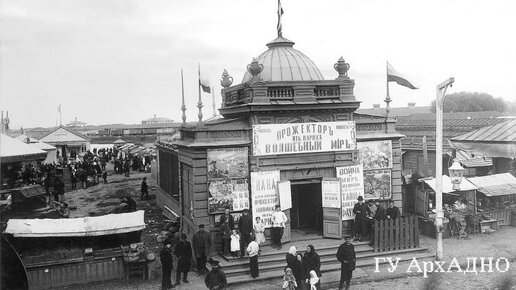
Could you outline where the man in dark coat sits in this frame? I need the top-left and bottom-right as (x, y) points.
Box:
(219, 209), (234, 255)
(140, 177), (149, 200)
(368, 201), (386, 246)
(386, 201), (401, 220)
(193, 224), (211, 275)
(173, 234), (192, 287)
(336, 236), (356, 290)
(205, 260), (227, 290)
(160, 243), (173, 290)
(352, 196), (370, 241)
(238, 209), (253, 257)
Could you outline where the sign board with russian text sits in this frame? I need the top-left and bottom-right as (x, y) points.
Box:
(336, 165), (365, 220)
(251, 171), (281, 228)
(322, 178), (342, 208)
(252, 121), (356, 156)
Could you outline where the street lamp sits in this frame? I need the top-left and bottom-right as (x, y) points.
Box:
(449, 160), (465, 190)
(435, 77), (454, 261)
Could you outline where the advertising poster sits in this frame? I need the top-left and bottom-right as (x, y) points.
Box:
(357, 140), (392, 170)
(207, 148), (249, 214)
(336, 165), (365, 220)
(364, 169), (392, 199)
(322, 178), (341, 208)
(251, 171), (281, 228)
(252, 121), (356, 156)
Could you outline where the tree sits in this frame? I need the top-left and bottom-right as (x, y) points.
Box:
(430, 92), (509, 113)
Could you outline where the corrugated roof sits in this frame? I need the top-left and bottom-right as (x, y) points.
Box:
(468, 173), (516, 196)
(451, 119), (516, 143)
(420, 175), (478, 193)
(447, 150), (492, 168)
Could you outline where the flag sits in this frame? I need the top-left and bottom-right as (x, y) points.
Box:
(199, 77), (211, 93)
(277, 0), (284, 36)
(387, 62), (419, 89)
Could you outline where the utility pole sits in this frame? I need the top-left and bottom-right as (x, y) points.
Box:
(435, 77), (454, 261)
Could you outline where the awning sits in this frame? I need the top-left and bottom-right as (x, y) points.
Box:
(4, 210), (145, 237)
(1, 133), (47, 163)
(419, 175), (478, 194)
(467, 173), (516, 197)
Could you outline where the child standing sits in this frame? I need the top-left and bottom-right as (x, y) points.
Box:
(282, 267), (297, 289)
(230, 229), (240, 258)
(253, 217), (266, 245)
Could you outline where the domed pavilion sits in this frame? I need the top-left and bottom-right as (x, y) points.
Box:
(155, 4), (404, 257)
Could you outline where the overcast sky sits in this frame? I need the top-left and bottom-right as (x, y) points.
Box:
(1, 0), (515, 128)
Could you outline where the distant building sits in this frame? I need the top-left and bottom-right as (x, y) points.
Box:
(66, 117), (87, 127)
(38, 126), (90, 162)
(356, 103), (432, 118)
(142, 114), (174, 125)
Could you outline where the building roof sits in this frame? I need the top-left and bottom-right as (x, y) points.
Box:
(420, 175), (478, 193)
(450, 149), (492, 168)
(4, 210), (146, 238)
(0, 133), (47, 163)
(451, 118), (516, 143)
(241, 36), (324, 83)
(113, 138), (127, 144)
(142, 114), (174, 123)
(30, 142), (56, 151)
(38, 126), (90, 143)
(356, 106), (432, 117)
(468, 173), (516, 197)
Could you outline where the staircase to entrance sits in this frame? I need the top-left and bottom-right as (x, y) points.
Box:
(218, 234), (434, 287)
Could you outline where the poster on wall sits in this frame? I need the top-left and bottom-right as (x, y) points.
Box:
(252, 121), (356, 156)
(207, 148), (249, 180)
(207, 148), (249, 214)
(336, 165), (365, 220)
(322, 178), (342, 208)
(251, 171), (280, 228)
(363, 169), (392, 199)
(357, 140), (392, 170)
(278, 180), (292, 210)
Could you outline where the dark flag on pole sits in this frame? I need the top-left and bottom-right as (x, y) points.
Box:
(277, 0), (284, 37)
(199, 67), (211, 94)
(387, 62), (419, 89)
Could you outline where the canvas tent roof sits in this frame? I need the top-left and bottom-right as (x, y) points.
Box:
(30, 142), (56, 151)
(420, 175), (478, 194)
(1, 133), (47, 163)
(4, 210), (145, 237)
(113, 138), (126, 144)
(467, 173), (516, 197)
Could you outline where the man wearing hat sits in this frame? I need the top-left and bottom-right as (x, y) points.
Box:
(238, 209), (253, 257)
(205, 260), (227, 290)
(173, 234), (192, 287)
(352, 196), (370, 241)
(193, 224), (212, 275)
(336, 235), (356, 290)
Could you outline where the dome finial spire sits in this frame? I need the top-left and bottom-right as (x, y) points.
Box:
(277, 0), (284, 37)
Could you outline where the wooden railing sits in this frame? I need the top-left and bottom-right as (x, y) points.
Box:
(373, 215), (420, 253)
(480, 209), (512, 226)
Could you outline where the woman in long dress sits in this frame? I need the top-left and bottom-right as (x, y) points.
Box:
(253, 217), (266, 245)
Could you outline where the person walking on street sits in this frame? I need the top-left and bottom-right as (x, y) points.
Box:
(336, 236), (356, 290)
(193, 224), (211, 275)
(160, 243), (174, 290)
(140, 177), (149, 200)
(246, 234), (260, 278)
(173, 234), (192, 287)
(271, 205), (288, 250)
(205, 260), (227, 290)
(238, 209), (253, 257)
(352, 196), (370, 241)
(102, 170), (107, 184)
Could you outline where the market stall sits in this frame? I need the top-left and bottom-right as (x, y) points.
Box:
(3, 210), (148, 289)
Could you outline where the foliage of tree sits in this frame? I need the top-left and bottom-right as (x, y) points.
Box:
(430, 92), (509, 113)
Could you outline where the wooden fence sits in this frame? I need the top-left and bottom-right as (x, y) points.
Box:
(373, 215), (420, 253)
(481, 209), (512, 226)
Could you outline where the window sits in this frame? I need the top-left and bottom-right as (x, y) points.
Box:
(158, 150), (180, 200)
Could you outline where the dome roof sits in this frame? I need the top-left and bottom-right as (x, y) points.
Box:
(242, 36), (324, 83)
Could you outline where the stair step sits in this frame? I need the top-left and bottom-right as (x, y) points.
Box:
(225, 248), (432, 280)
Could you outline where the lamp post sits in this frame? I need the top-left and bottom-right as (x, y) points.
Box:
(435, 77), (454, 261)
(449, 160), (465, 190)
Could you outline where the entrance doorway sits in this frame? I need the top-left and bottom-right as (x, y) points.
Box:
(290, 181), (323, 234)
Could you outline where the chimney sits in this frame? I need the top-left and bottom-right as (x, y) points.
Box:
(408, 102), (416, 108)
(373, 104), (380, 109)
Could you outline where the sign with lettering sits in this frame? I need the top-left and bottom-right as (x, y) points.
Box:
(278, 180), (292, 210)
(252, 121), (356, 156)
(251, 171), (280, 228)
(364, 169), (392, 199)
(322, 178), (342, 208)
(336, 165), (365, 220)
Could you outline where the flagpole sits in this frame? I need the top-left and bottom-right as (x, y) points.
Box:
(197, 63), (204, 126)
(181, 69), (186, 127)
(385, 61), (391, 117)
(212, 86), (216, 117)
